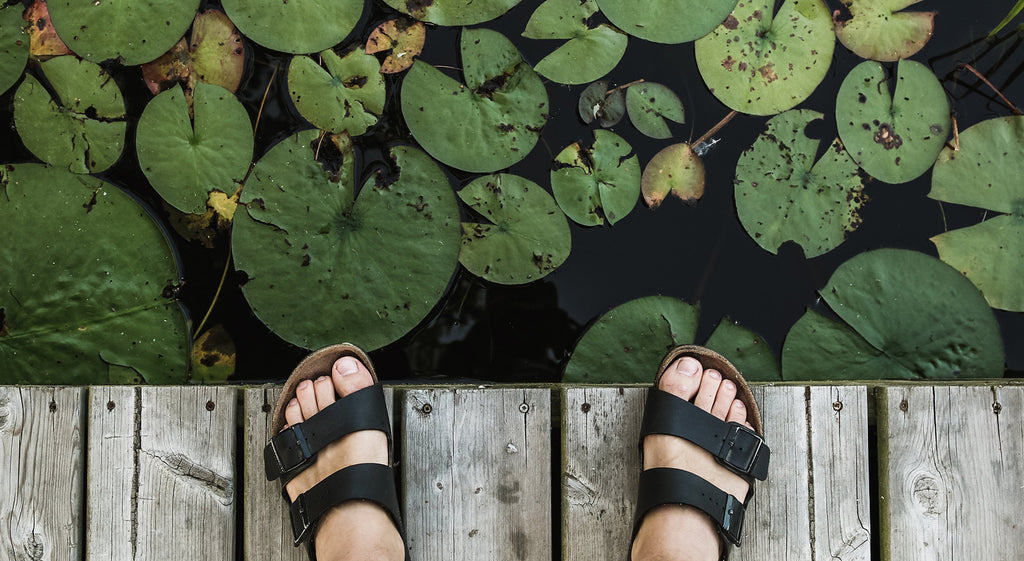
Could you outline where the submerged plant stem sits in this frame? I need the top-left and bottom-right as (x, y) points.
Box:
(958, 63), (1022, 115)
(193, 253), (232, 341)
(605, 79), (644, 95)
(253, 63), (279, 136)
(693, 110), (738, 148)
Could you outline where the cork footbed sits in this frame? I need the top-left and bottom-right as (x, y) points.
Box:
(653, 345), (764, 434)
(270, 343), (379, 436)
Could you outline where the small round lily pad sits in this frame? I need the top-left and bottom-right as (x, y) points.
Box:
(695, 0), (835, 116)
(14, 56), (126, 174)
(381, 0), (520, 26)
(289, 48), (385, 136)
(0, 4), (29, 95)
(836, 59), (949, 184)
(223, 0), (364, 54)
(833, 0), (935, 61)
(782, 249), (1004, 380)
(136, 82), (254, 215)
(597, 0), (739, 44)
(401, 28), (548, 173)
(551, 129), (640, 226)
(734, 109), (866, 258)
(523, 0), (627, 85)
(458, 173), (571, 285)
(578, 80), (626, 127)
(642, 143), (705, 208)
(0, 164), (189, 383)
(626, 82), (685, 139)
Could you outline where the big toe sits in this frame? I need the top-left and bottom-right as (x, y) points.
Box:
(331, 355), (375, 397)
(658, 357), (703, 400)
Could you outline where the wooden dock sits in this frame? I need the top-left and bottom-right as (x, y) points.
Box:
(2, 383), (1022, 561)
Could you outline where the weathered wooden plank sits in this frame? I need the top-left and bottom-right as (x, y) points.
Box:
(0, 387), (84, 561)
(85, 387), (135, 561)
(401, 388), (551, 561)
(880, 385), (1024, 560)
(242, 385), (394, 561)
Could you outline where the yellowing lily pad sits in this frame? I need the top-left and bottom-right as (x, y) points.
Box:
(551, 129), (640, 226)
(0, 4), (29, 95)
(626, 82), (685, 139)
(458, 174), (571, 285)
(381, 0), (520, 26)
(24, 0), (72, 59)
(695, 0), (835, 116)
(833, 0), (935, 61)
(642, 143), (705, 208)
(365, 18), (425, 74)
(141, 10), (245, 96)
(597, 0), (740, 44)
(288, 48), (385, 136)
(523, 0), (627, 85)
(223, 0), (364, 54)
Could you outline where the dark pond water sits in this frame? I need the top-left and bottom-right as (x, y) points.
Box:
(2, 0), (1021, 382)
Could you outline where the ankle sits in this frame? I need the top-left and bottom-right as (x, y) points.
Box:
(631, 505), (722, 561)
(314, 502), (405, 561)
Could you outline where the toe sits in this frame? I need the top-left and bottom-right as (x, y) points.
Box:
(314, 376), (336, 410)
(693, 368), (722, 411)
(710, 379), (737, 420)
(659, 357), (702, 401)
(725, 398), (748, 425)
(284, 398), (303, 428)
(332, 355), (375, 397)
(296, 379), (319, 420)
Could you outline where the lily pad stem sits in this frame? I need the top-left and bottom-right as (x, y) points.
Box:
(693, 110), (738, 149)
(957, 63), (1022, 115)
(606, 79), (644, 95)
(193, 253), (232, 341)
(253, 63), (280, 137)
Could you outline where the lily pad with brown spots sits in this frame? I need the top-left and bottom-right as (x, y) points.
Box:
(833, 0), (935, 62)
(596, 0), (739, 44)
(365, 18), (425, 74)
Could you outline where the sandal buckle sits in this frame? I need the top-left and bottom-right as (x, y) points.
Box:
(265, 424), (313, 480)
(718, 423), (763, 476)
(721, 494), (745, 546)
(291, 492), (313, 545)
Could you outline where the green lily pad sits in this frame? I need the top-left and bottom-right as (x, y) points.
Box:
(232, 132), (461, 351)
(734, 109), (866, 258)
(136, 82), (254, 215)
(562, 296), (699, 383)
(929, 116), (1024, 311)
(458, 173), (571, 284)
(641, 143), (704, 208)
(0, 164), (189, 383)
(704, 317), (781, 381)
(14, 56), (126, 174)
(47, 0), (199, 64)
(523, 0), (627, 85)
(401, 28), (548, 173)
(551, 129), (640, 226)
(381, 0), (520, 26)
(222, 0), (364, 54)
(782, 249), (1004, 380)
(289, 48), (386, 136)
(578, 80), (626, 127)
(596, 0), (740, 44)
(141, 9), (246, 95)
(836, 59), (949, 184)
(695, 0), (835, 116)
(626, 82), (685, 139)
(833, 0), (935, 61)
(0, 4), (28, 95)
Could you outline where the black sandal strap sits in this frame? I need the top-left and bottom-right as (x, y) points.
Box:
(264, 385), (392, 481)
(633, 467), (747, 547)
(640, 389), (770, 480)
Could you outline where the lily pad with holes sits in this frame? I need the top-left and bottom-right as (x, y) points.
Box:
(136, 82), (254, 215)
(704, 318), (781, 381)
(47, 0), (199, 64)
(641, 143), (704, 208)
(597, 0), (739, 44)
(833, 0), (935, 61)
(401, 28), (548, 173)
(782, 249), (1004, 380)
(289, 48), (385, 136)
(578, 80), (626, 127)
(626, 82), (685, 139)
(25, 0), (71, 59)
(14, 56), (125, 174)
(458, 174), (571, 285)
(232, 132), (461, 351)
(222, 0), (364, 54)
(695, 0), (835, 116)
(523, 0), (627, 85)
(0, 164), (189, 383)
(551, 129), (640, 226)
(836, 59), (948, 184)
(929, 116), (1024, 311)
(382, 0), (520, 26)
(734, 109), (866, 258)
(0, 4), (28, 95)
(366, 18), (425, 74)
(141, 9), (245, 95)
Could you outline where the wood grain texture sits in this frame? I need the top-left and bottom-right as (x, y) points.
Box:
(880, 385), (1024, 561)
(401, 388), (551, 561)
(0, 387), (84, 561)
(85, 387), (135, 561)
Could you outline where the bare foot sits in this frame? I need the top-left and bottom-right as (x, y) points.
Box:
(631, 356), (755, 561)
(282, 356), (405, 561)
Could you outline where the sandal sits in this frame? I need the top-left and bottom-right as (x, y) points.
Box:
(630, 345), (771, 560)
(263, 343), (410, 560)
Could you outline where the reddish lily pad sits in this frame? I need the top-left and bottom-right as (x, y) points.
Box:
(642, 143), (705, 208)
(24, 0), (72, 58)
(833, 0), (935, 62)
(365, 18), (425, 74)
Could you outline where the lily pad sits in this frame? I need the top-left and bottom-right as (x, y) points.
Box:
(381, 0), (520, 26)
(191, 325), (236, 383)
(232, 132), (461, 351)
(523, 0), (627, 85)
(0, 4), (29, 95)
(458, 173), (571, 284)
(929, 116), (1024, 311)
(365, 18), (425, 74)
(734, 109), (866, 258)
(401, 28), (548, 173)
(596, 0), (740, 44)
(626, 82), (685, 139)
(136, 82), (254, 215)
(578, 80), (625, 127)
(47, 0), (199, 64)
(551, 129), (640, 226)
(0, 164), (190, 383)
(142, 9), (245, 96)
(833, 0), (935, 61)
(14, 56), (126, 174)
(641, 143), (704, 208)
(704, 317), (781, 381)
(836, 59), (949, 184)
(782, 249), (1004, 380)
(289, 48), (385, 136)
(222, 0), (364, 54)
(25, 0), (72, 59)
(695, 0), (835, 116)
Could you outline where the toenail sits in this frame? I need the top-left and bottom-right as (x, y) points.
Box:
(316, 376), (329, 384)
(335, 356), (360, 376)
(723, 380), (734, 390)
(298, 380), (311, 389)
(708, 370), (721, 380)
(676, 359), (699, 376)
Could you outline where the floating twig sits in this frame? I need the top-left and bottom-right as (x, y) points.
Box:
(958, 63), (1022, 115)
(692, 110), (738, 150)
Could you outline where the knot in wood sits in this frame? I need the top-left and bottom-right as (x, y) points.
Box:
(912, 474), (943, 516)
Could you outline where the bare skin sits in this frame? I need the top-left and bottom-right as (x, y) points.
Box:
(630, 356), (755, 561)
(282, 355), (405, 561)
